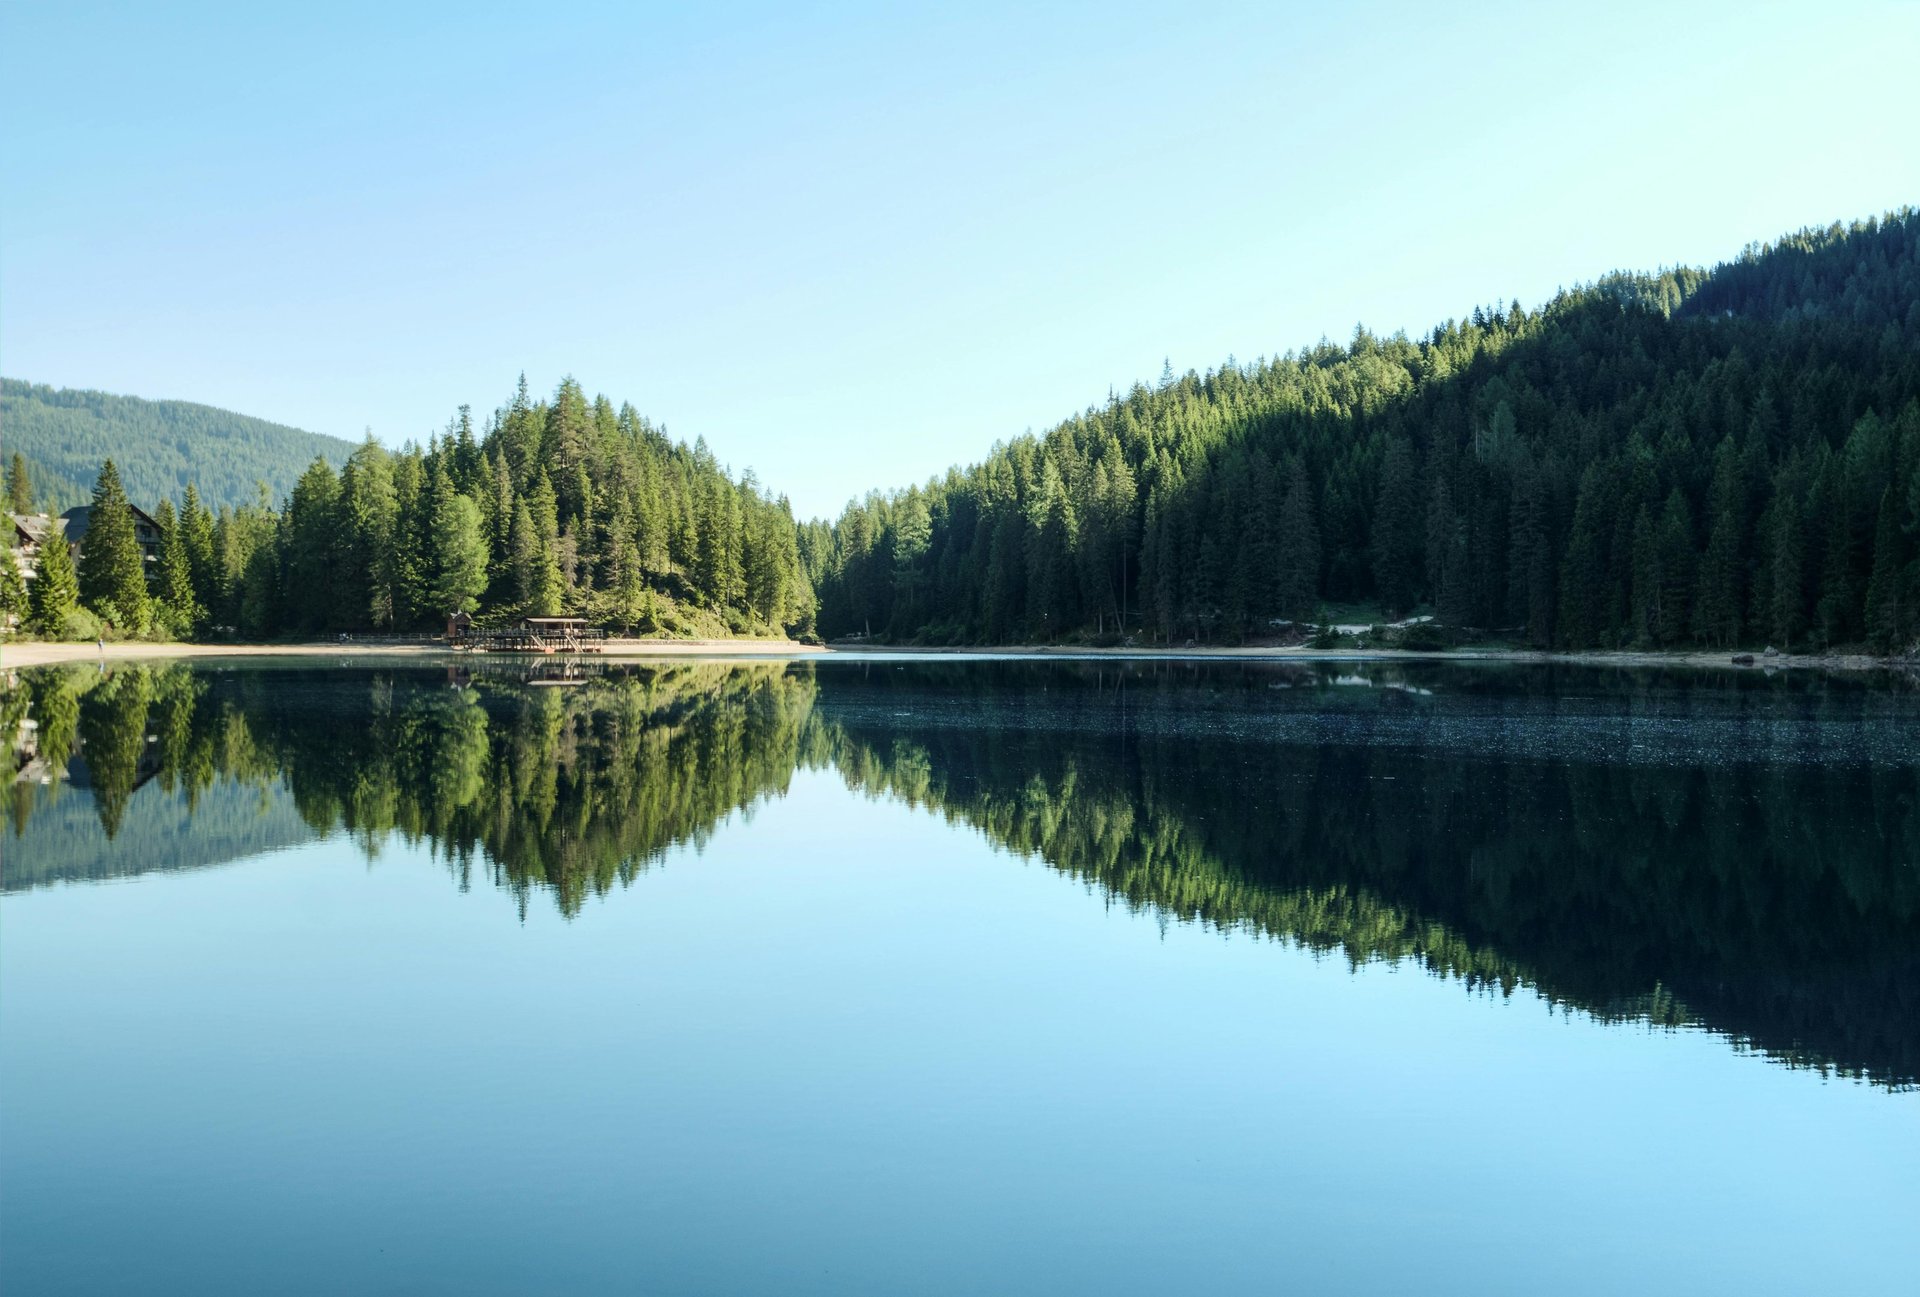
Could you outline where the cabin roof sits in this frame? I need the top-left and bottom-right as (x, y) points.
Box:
(10, 513), (59, 544)
(59, 503), (161, 542)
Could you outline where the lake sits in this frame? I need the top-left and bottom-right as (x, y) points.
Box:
(3, 656), (1917, 1294)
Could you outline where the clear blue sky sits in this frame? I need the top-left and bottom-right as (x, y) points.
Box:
(4, 1), (1915, 519)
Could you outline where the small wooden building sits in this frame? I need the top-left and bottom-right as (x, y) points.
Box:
(455, 616), (607, 654)
(10, 513), (63, 586)
(59, 503), (163, 578)
(520, 617), (599, 652)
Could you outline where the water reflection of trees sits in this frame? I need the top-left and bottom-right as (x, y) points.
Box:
(6, 659), (1916, 1086)
(807, 662), (1920, 1089)
(6, 661), (817, 917)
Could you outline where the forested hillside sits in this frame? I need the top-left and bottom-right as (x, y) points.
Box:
(15, 210), (1920, 652)
(24, 377), (815, 641)
(2, 379), (357, 511)
(805, 211), (1920, 652)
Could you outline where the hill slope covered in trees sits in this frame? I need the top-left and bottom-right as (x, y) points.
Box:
(50, 376), (816, 642)
(804, 211), (1920, 653)
(14, 209), (1920, 653)
(2, 379), (357, 512)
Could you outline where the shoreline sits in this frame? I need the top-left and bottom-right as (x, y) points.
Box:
(0, 637), (830, 670)
(1, 637), (1907, 674)
(848, 643), (1908, 672)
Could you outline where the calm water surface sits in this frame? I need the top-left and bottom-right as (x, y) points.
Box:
(3, 657), (1917, 1294)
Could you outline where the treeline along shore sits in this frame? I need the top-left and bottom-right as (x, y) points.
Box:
(804, 212), (1920, 654)
(3, 376), (814, 647)
(6, 211), (1919, 658)
(3, 640), (1902, 677)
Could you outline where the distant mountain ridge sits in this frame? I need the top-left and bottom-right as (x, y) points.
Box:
(2, 378), (356, 511)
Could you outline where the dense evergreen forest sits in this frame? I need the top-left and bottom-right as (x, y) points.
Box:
(805, 211), (1920, 652)
(12, 210), (1919, 652)
(13, 377), (815, 640)
(2, 378), (358, 511)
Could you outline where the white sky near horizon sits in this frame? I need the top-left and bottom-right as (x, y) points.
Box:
(3, 0), (1916, 518)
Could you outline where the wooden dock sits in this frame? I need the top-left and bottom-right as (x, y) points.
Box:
(453, 617), (608, 655)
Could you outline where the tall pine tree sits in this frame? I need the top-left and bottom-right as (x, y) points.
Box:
(28, 520), (81, 636)
(7, 452), (32, 513)
(76, 460), (149, 633)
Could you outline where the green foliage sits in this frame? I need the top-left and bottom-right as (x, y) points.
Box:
(1395, 620), (1448, 651)
(76, 460), (150, 634)
(64, 376), (818, 639)
(22, 210), (1920, 655)
(58, 607), (105, 642)
(1863, 486), (1908, 653)
(2, 378), (356, 511)
(177, 484), (219, 633)
(519, 470), (565, 616)
(427, 488), (489, 616)
(152, 498), (201, 638)
(0, 545), (28, 628)
(335, 440), (396, 627)
(7, 451), (31, 513)
(280, 458), (341, 633)
(27, 506), (81, 636)
(1371, 438), (1420, 616)
(810, 210), (1920, 653)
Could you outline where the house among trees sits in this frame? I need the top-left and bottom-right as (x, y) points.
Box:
(9, 513), (61, 582)
(5, 514), (60, 633)
(3, 458), (169, 637)
(59, 502), (162, 582)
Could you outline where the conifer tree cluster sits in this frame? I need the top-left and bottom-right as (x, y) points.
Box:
(41, 378), (815, 640)
(14, 213), (1920, 655)
(807, 211), (1920, 652)
(75, 460), (151, 634)
(6, 452), (32, 514)
(22, 517), (80, 637)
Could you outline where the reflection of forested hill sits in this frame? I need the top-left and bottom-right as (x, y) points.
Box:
(230, 659), (819, 916)
(3, 661), (818, 917)
(7, 658), (1917, 1086)
(3, 775), (315, 892)
(805, 661), (1920, 1087)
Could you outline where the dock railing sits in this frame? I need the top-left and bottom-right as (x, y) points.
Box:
(454, 626), (609, 655)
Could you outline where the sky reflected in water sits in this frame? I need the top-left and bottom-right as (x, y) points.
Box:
(4, 658), (1917, 1294)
